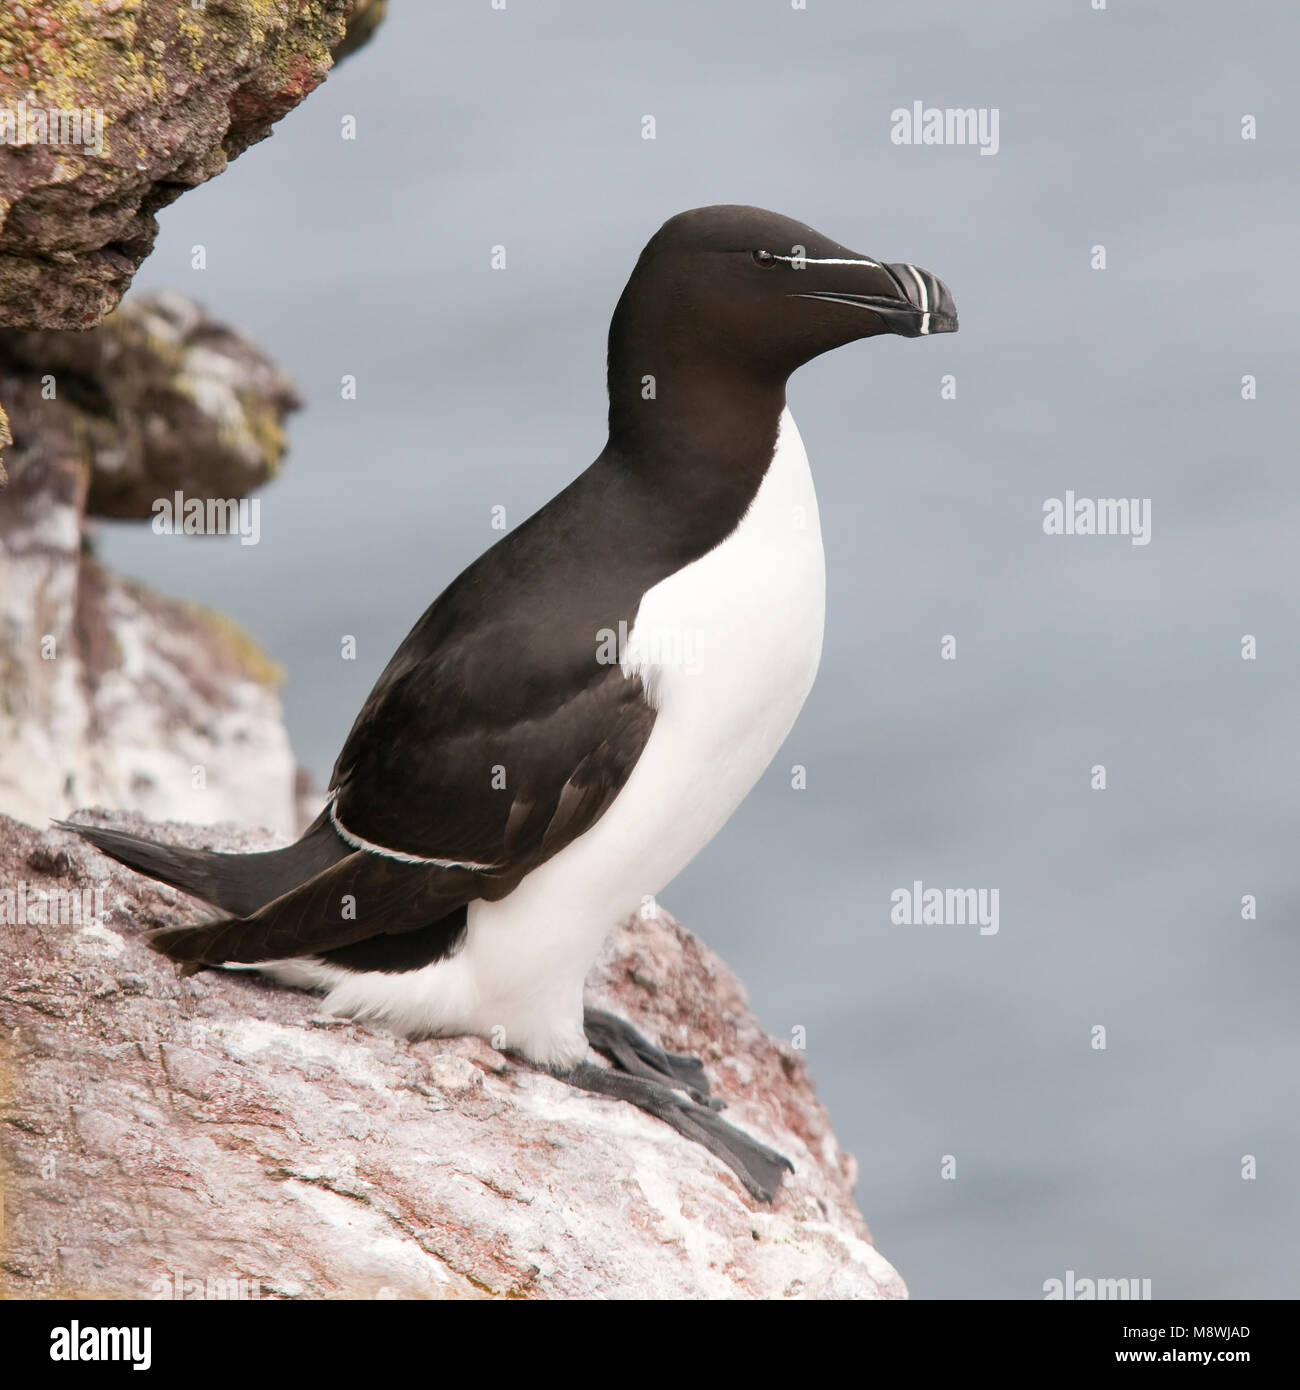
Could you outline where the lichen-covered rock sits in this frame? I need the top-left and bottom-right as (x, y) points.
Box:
(0, 0), (383, 331)
(0, 812), (906, 1300)
(0, 290), (300, 515)
(0, 293), (301, 835)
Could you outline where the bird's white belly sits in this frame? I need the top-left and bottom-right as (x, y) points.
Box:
(318, 409), (825, 1064)
(582, 404), (826, 908)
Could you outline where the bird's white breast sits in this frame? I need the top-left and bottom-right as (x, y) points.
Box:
(468, 408), (824, 1031)
(316, 408), (826, 1064)
(609, 404), (827, 896)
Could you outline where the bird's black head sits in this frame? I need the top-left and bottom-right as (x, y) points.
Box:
(610, 204), (958, 391)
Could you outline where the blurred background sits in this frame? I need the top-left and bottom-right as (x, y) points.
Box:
(94, 0), (1299, 1297)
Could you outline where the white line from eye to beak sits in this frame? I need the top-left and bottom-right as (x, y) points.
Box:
(773, 255), (884, 268)
(902, 263), (931, 335)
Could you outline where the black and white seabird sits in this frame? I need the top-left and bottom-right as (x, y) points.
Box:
(63, 206), (957, 1201)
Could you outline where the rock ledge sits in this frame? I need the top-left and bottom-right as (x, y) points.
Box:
(0, 812), (905, 1300)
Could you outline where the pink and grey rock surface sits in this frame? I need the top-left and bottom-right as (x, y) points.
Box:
(0, 292), (303, 836)
(0, 812), (906, 1300)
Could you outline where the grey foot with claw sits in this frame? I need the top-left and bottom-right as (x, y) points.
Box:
(583, 1006), (718, 1107)
(534, 1009), (796, 1202)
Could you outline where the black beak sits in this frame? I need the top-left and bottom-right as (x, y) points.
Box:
(791, 260), (958, 337)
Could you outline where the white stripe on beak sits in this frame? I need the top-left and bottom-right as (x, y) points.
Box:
(902, 263), (931, 335)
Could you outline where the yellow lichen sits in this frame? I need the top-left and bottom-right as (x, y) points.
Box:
(238, 398), (287, 474)
(184, 602), (285, 688)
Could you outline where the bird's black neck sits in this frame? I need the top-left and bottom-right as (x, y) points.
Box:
(606, 319), (786, 523)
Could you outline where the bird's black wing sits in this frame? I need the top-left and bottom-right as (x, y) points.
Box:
(149, 513), (661, 967)
(149, 851), (483, 965)
(330, 622), (656, 879)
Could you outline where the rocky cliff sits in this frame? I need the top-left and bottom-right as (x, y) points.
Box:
(0, 293), (303, 837)
(0, 811), (906, 1300)
(0, 0), (384, 331)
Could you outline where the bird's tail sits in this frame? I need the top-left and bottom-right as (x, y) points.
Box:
(56, 808), (352, 918)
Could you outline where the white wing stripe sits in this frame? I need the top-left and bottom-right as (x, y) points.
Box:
(328, 793), (498, 870)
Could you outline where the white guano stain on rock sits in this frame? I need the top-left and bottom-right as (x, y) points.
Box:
(0, 813), (907, 1300)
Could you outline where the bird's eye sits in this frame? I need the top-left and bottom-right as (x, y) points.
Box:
(752, 249), (777, 268)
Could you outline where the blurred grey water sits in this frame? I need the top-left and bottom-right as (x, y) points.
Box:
(97, 0), (1299, 1297)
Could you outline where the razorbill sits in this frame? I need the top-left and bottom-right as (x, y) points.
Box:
(62, 205), (957, 1202)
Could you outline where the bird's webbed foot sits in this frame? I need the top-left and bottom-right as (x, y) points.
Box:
(583, 1006), (717, 1107)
